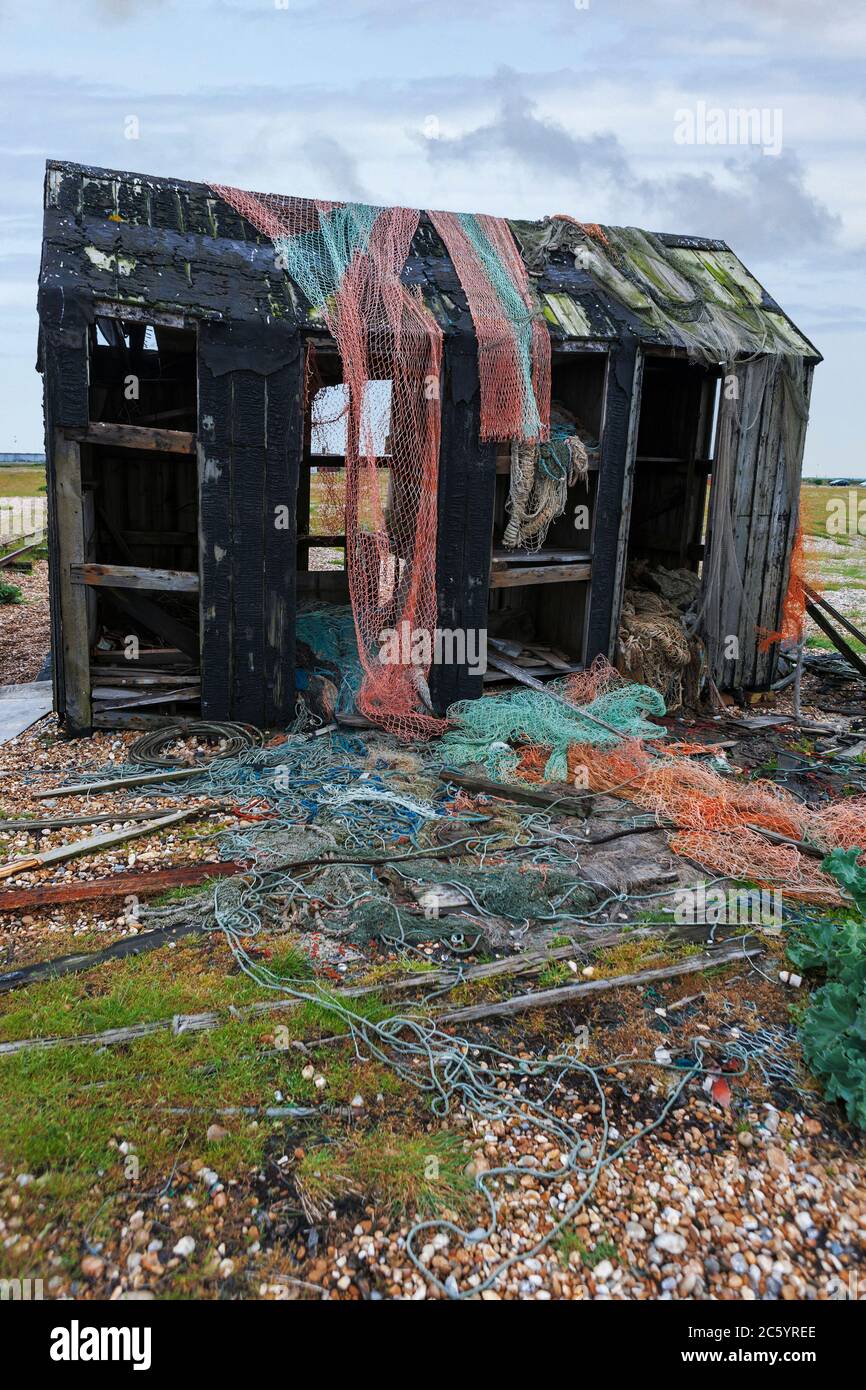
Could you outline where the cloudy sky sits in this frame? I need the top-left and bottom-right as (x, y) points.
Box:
(1, 0), (863, 473)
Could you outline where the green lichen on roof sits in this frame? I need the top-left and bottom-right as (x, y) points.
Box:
(41, 160), (820, 359)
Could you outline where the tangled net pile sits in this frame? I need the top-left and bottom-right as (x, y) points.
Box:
(490, 661), (866, 905)
(440, 661), (666, 782)
(502, 404), (592, 550)
(93, 722), (747, 1297)
(604, 555), (703, 717)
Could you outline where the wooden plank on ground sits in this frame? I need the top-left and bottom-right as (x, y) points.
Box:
(0, 809), (207, 833)
(438, 945), (762, 1024)
(34, 767), (205, 798)
(0, 808), (203, 882)
(439, 768), (592, 817)
(0, 861), (244, 912)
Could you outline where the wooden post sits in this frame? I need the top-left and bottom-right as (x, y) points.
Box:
(584, 340), (643, 665)
(53, 431), (91, 733)
(430, 334), (496, 714)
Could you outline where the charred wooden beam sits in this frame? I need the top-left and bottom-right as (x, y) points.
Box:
(65, 421), (195, 455)
(71, 563), (199, 592)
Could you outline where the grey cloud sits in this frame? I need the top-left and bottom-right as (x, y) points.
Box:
(425, 68), (633, 187)
(422, 77), (842, 262)
(644, 153), (841, 256)
(90, 0), (167, 21)
(301, 133), (370, 202)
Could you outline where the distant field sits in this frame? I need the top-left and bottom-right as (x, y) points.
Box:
(0, 465), (46, 498)
(800, 481), (866, 542)
(799, 482), (866, 653)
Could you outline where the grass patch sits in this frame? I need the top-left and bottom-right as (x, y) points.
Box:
(0, 936), (389, 1043)
(0, 466), (45, 498)
(800, 483), (866, 543)
(295, 1126), (472, 1218)
(554, 1228), (618, 1270)
(150, 877), (226, 906)
(538, 961), (575, 988)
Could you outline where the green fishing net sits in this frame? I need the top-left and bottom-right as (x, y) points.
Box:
(440, 680), (667, 782)
(392, 859), (596, 921)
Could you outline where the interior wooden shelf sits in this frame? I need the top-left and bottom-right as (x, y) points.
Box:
(491, 547), (591, 564)
(70, 563), (200, 593)
(489, 560), (591, 588)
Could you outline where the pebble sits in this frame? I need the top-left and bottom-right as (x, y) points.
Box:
(654, 1233), (687, 1256)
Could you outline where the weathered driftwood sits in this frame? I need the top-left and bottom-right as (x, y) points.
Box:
(0, 860), (243, 912)
(0, 807), (201, 882)
(0, 809), (198, 832)
(436, 945), (762, 1024)
(34, 766), (205, 798)
(439, 767), (593, 817)
(0, 936), (758, 1057)
(0, 928), (598, 999)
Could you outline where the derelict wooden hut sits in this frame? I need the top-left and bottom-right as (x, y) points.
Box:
(37, 159), (821, 735)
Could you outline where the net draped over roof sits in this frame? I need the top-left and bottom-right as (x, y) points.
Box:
(207, 181), (819, 737)
(213, 185), (556, 738)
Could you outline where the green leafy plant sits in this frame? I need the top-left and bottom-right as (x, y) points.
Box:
(0, 580), (23, 604)
(821, 848), (866, 916)
(788, 851), (866, 1128)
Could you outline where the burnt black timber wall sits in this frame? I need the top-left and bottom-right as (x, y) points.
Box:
(198, 322), (303, 726)
(584, 339), (640, 664)
(38, 292), (91, 731)
(430, 335), (496, 715)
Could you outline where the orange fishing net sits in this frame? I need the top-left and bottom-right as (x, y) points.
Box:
(212, 188), (553, 737)
(759, 520), (810, 649)
(212, 187), (445, 738)
(515, 659), (865, 905)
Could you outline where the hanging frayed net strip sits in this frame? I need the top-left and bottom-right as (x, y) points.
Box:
(429, 210), (550, 444)
(757, 515), (825, 652)
(212, 185), (445, 740)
